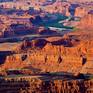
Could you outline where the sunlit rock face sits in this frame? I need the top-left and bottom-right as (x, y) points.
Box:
(1, 30), (93, 75)
(77, 13), (93, 29)
(43, 1), (71, 14)
(75, 7), (88, 17)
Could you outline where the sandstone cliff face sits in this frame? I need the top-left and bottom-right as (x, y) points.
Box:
(77, 13), (93, 29)
(44, 1), (70, 15)
(65, 7), (71, 16)
(1, 15), (93, 74)
(1, 54), (27, 70)
(1, 33), (93, 74)
(75, 7), (88, 17)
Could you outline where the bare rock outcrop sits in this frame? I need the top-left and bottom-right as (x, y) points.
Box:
(0, 35), (87, 74)
(1, 25), (93, 74)
(44, 1), (70, 15)
(75, 7), (88, 17)
(77, 13), (93, 29)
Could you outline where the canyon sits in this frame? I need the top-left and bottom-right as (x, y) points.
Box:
(1, 27), (93, 75)
(0, 0), (93, 93)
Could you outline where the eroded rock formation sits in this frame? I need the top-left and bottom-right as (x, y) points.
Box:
(0, 77), (92, 93)
(77, 13), (93, 29)
(0, 29), (93, 75)
(75, 7), (88, 17)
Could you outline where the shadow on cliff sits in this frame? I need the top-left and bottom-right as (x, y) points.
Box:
(23, 66), (42, 74)
(69, 4), (79, 17)
(32, 39), (49, 48)
(0, 51), (13, 65)
(38, 72), (93, 80)
(51, 39), (73, 47)
(21, 39), (49, 50)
